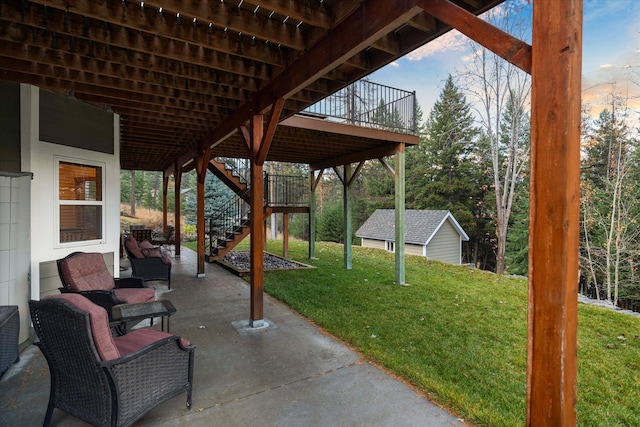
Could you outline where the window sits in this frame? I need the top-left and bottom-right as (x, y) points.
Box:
(386, 241), (395, 253)
(57, 159), (104, 244)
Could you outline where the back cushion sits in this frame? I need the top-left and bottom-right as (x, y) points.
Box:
(125, 235), (145, 259)
(46, 294), (120, 361)
(59, 253), (115, 291)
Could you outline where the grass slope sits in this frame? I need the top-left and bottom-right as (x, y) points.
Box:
(255, 240), (640, 426)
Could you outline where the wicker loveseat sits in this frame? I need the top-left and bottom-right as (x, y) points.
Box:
(124, 234), (172, 289)
(29, 294), (195, 427)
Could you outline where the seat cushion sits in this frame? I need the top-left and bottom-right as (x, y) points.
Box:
(113, 287), (155, 304)
(59, 252), (115, 291)
(47, 294), (120, 361)
(115, 329), (191, 356)
(141, 247), (173, 265)
(114, 329), (173, 356)
(125, 235), (145, 259)
(139, 240), (155, 250)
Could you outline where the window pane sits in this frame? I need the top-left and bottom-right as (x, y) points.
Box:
(59, 205), (103, 242)
(59, 162), (102, 201)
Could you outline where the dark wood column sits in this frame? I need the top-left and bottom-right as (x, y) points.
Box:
(173, 163), (182, 258)
(162, 173), (169, 233)
(195, 147), (211, 277)
(527, 1), (582, 425)
(249, 114), (265, 325)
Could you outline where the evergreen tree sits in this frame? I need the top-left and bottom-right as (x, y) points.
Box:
(406, 75), (493, 267)
(580, 106), (640, 304)
(183, 170), (234, 225)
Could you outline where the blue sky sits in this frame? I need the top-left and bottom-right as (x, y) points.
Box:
(370, 0), (639, 123)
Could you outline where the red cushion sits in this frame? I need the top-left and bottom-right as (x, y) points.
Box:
(139, 240), (154, 250)
(46, 294), (120, 361)
(115, 329), (173, 356)
(113, 287), (155, 304)
(141, 247), (173, 265)
(125, 235), (145, 259)
(59, 253), (115, 291)
(141, 247), (162, 258)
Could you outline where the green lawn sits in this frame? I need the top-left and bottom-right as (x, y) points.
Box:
(192, 240), (640, 426)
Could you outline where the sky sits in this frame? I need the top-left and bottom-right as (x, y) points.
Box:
(369, 0), (640, 125)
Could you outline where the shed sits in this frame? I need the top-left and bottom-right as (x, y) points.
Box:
(356, 209), (469, 265)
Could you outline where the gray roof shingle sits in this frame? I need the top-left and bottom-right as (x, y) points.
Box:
(355, 209), (468, 244)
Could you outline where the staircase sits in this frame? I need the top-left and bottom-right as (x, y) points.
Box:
(205, 157), (308, 262)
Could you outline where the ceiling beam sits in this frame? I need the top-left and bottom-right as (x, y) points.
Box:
(310, 144), (402, 170)
(29, 0), (306, 51)
(165, 0), (425, 175)
(418, 0), (532, 74)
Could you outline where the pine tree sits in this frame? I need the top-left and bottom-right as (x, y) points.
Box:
(406, 75), (493, 266)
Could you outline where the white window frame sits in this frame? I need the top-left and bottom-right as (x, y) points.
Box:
(386, 241), (395, 253)
(54, 156), (107, 247)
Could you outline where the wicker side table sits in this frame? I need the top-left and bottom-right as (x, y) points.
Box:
(111, 300), (176, 333)
(0, 305), (20, 376)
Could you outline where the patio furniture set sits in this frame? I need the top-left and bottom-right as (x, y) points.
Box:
(28, 250), (195, 426)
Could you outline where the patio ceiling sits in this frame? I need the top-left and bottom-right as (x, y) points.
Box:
(0, 0), (504, 172)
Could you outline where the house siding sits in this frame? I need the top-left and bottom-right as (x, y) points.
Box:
(425, 221), (461, 264)
(405, 243), (424, 256)
(361, 238), (386, 250)
(19, 84), (121, 308)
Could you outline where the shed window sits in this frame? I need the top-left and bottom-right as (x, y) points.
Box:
(57, 159), (104, 244)
(386, 241), (395, 253)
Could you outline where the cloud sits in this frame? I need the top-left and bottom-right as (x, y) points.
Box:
(388, 61), (400, 68)
(405, 30), (468, 61)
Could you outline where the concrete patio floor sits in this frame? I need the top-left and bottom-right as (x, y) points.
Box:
(1, 247), (466, 426)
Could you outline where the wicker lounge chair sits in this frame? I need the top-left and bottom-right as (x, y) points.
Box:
(124, 234), (172, 289)
(57, 252), (156, 327)
(29, 294), (195, 427)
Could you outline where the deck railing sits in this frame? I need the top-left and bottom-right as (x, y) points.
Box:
(303, 80), (417, 134)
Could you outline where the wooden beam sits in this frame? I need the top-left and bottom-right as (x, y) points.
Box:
(527, 1), (582, 425)
(162, 173), (169, 232)
(173, 163), (182, 258)
(249, 114), (265, 325)
(418, 0), (532, 74)
(379, 157), (396, 178)
(311, 144), (402, 170)
(283, 213), (289, 258)
(195, 146), (211, 277)
(343, 163), (353, 270)
(395, 145), (406, 285)
(184, 0), (425, 164)
(347, 161), (366, 187)
(257, 98), (285, 165)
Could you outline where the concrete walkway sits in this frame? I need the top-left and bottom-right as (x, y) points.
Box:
(0, 247), (466, 426)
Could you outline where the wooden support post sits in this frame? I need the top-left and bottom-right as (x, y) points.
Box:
(283, 213), (289, 258)
(343, 163), (352, 270)
(162, 174), (169, 233)
(195, 147), (211, 277)
(527, 1), (582, 425)
(395, 146), (406, 285)
(174, 163), (182, 258)
(309, 170), (319, 259)
(249, 114), (265, 326)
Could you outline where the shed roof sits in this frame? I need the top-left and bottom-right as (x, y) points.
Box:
(356, 209), (469, 245)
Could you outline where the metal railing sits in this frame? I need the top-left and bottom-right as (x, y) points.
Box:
(207, 190), (250, 255)
(216, 157), (250, 184)
(303, 80), (417, 134)
(265, 174), (308, 207)
(206, 172), (309, 255)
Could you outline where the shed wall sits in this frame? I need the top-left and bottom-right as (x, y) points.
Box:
(361, 238), (386, 250)
(425, 221), (461, 264)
